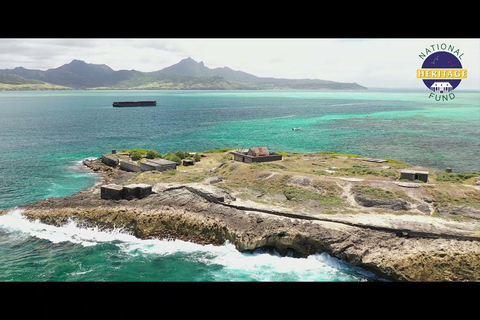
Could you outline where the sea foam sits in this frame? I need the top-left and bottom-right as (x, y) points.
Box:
(0, 209), (380, 281)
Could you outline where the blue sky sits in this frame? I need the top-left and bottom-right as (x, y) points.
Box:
(0, 38), (478, 89)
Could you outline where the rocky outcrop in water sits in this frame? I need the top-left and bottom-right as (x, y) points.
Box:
(9, 183), (479, 282)
(2, 157), (479, 282)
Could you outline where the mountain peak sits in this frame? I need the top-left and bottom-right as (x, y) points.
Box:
(56, 59), (113, 73)
(155, 57), (213, 77)
(70, 59), (87, 64)
(179, 57), (205, 67)
(181, 57), (198, 63)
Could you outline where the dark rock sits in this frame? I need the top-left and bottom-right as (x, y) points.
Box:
(416, 204), (431, 214)
(354, 194), (410, 211)
(205, 176), (223, 184)
(291, 176), (312, 186)
(422, 196), (434, 203)
(436, 206), (480, 220)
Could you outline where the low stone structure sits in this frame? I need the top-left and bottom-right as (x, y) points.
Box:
(101, 154), (119, 167)
(100, 183), (152, 200)
(231, 147), (283, 163)
(123, 183), (152, 200)
(139, 159), (177, 172)
(182, 159), (195, 166)
(100, 184), (124, 200)
(134, 184), (153, 198)
(399, 169), (429, 183)
(119, 160), (142, 172)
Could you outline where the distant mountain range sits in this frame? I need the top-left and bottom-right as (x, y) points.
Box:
(0, 58), (367, 90)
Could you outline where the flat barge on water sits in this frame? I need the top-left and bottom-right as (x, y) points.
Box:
(112, 101), (157, 107)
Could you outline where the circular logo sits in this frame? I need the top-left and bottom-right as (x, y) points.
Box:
(420, 51), (463, 93)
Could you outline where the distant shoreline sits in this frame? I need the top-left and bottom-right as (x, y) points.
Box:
(2, 87), (479, 92)
(0, 86), (369, 91)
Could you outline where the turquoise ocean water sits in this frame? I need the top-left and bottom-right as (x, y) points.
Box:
(0, 89), (479, 282)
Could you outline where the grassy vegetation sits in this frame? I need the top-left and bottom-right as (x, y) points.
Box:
(352, 185), (397, 200)
(164, 153), (182, 165)
(214, 160), (346, 209)
(104, 74), (251, 90)
(386, 158), (406, 164)
(337, 167), (398, 178)
(276, 151), (289, 157)
(250, 162), (287, 170)
(128, 168), (210, 185)
(203, 148), (237, 153)
(429, 188), (480, 209)
(316, 151), (364, 158)
(0, 83), (71, 90)
(122, 149), (160, 157)
(351, 185), (416, 203)
(436, 171), (480, 183)
(119, 148), (480, 219)
(121, 148), (201, 165)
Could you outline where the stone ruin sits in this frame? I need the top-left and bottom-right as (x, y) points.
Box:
(101, 183), (153, 200)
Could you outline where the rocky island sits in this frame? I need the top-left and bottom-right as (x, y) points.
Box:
(3, 149), (479, 281)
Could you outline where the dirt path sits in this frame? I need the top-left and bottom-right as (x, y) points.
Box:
(335, 180), (363, 209)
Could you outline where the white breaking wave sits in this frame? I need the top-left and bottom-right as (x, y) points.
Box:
(0, 209), (134, 247)
(0, 209), (377, 281)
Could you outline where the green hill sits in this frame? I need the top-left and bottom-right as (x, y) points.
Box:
(0, 58), (367, 90)
(0, 72), (71, 90)
(0, 72), (44, 85)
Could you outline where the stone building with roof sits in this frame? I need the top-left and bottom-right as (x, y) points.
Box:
(399, 169), (429, 183)
(230, 147), (283, 163)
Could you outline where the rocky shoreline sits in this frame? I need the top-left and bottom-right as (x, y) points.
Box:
(2, 156), (480, 281)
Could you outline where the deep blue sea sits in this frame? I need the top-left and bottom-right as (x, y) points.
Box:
(0, 89), (479, 281)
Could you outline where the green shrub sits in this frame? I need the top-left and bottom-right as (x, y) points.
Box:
(203, 148), (236, 153)
(122, 149), (149, 156)
(316, 151), (363, 158)
(194, 153), (201, 162)
(386, 158), (403, 164)
(329, 153), (363, 158)
(436, 171), (480, 182)
(146, 149), (161, 159)
(131, 151), (143, 161)
(175, 151), (190, 160)
(123, 148), (161, 159)
(164, 153), (182, 165)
